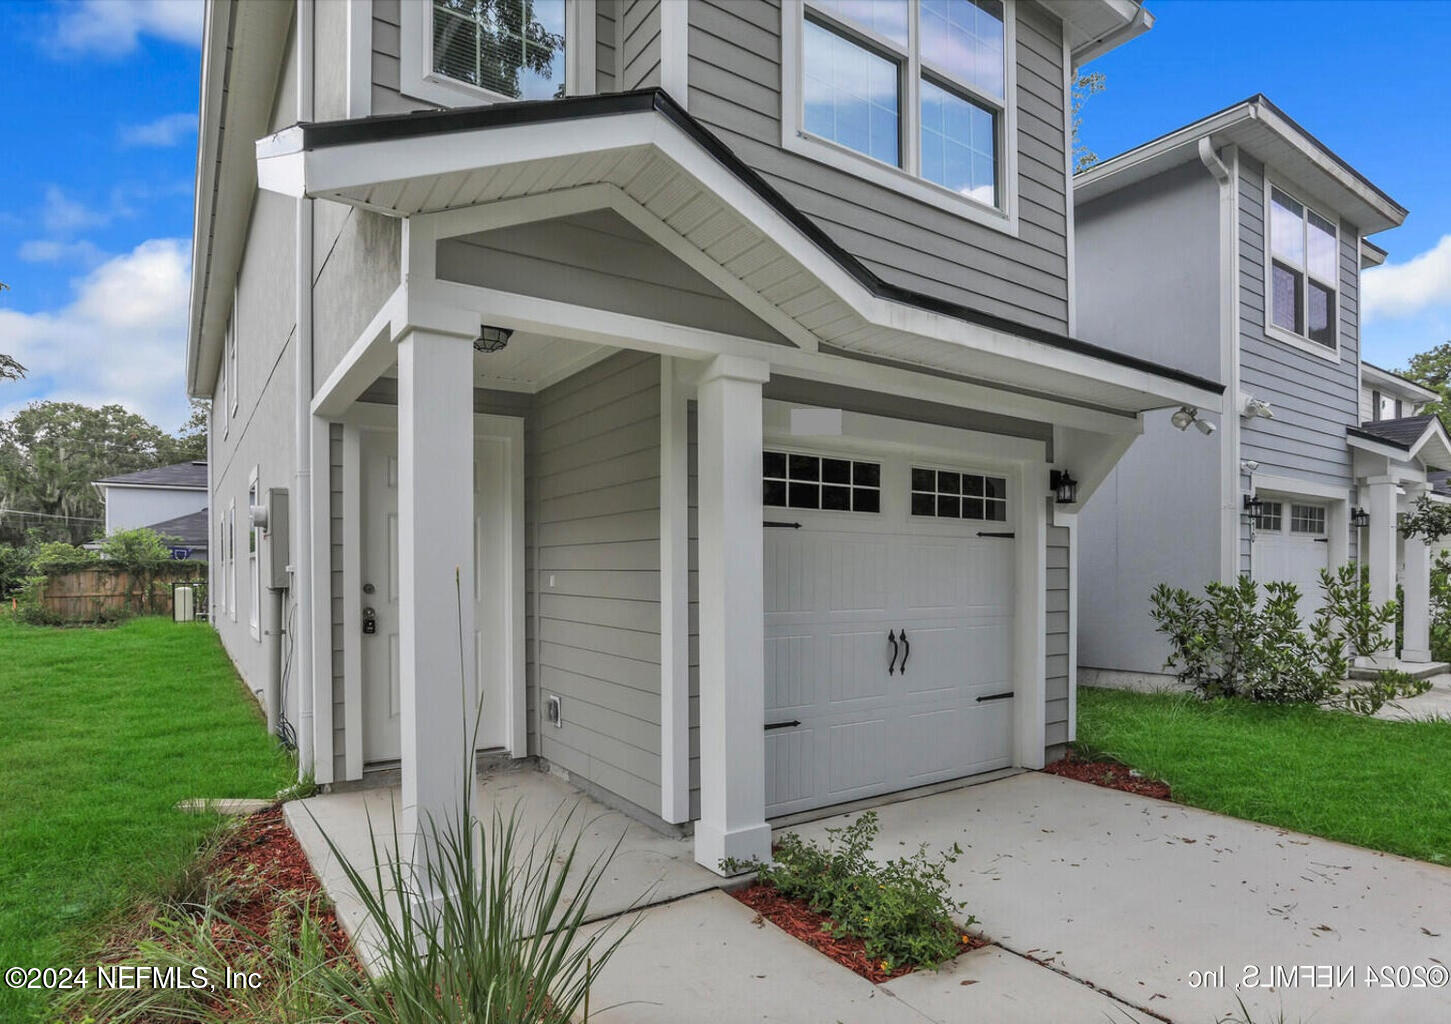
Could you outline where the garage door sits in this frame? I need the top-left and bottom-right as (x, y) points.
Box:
(763, 450), (1017, 817)
(1253, 500), (1329, 621)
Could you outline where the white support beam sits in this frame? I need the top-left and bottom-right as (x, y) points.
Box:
(1402, 482), (1433, 663)
(694, 355), (772, 873)
(1013, 477), (1049, 769)
(1364, 475), (1399, 666)
(659, 357), (692, 825)
(397, 326), (478, 869)
(309, 415), (334, 783)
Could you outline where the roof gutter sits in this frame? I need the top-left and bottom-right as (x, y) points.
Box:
(186, 1), (234, 397)
(1072, 4), (1154, 66)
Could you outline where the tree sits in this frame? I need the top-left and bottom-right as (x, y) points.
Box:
(0, 282), (25, 382)
(164, 398), (210, 463)
(1071, 71), (1106, 173)
(0, 402), (178, 545)
(1398, 340), (1451, 420)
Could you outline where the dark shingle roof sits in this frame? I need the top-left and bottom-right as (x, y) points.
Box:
(97, 460), (208, 488)
(143, 507), (209, 548)
(1353, 415), (1437, 450)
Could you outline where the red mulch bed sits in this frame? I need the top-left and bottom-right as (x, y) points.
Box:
(730, 882), (983, 984)
(1044, 753), (1171, 799)
(202, 804), (356, 961)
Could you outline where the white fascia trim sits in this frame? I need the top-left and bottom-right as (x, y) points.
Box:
(1251, 473), (1352, 503)
(186, 0), (233, 396)
(1076, 104), (1252, 198)
(1254, 103), (1404, 230)
(1408, 421), (1451, 466)
(763, 400), (1047, 467)
(94, 482), (208, 492)
(268, 114), (1222, 413)
(1347, 433), (1411, 462)
(1362, 363), (1438, 404)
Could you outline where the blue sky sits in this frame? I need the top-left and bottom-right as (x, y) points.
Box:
(0, 1), (1448, 432)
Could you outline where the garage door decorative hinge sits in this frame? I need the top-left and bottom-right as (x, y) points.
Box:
(976, 531), (1015, 538)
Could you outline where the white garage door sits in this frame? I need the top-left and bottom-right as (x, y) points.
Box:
(1253, 500), (1329, 621)
(763, 450), (1016, 817)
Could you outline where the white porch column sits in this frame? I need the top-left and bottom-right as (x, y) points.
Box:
(1402, 482), (1433, 663)
(397, 327), (477, 867)
(1365, 476), (1399, 660)
(694, 355), (772, 873)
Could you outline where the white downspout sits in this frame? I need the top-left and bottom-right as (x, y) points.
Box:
(1199, 137), (1242, 582)
(293, 0), (316, 780)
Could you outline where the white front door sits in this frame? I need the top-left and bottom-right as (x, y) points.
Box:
(359, 422), (523, 766)
(763, 451), (1016, 817)
(1254, 499), (1330, 620)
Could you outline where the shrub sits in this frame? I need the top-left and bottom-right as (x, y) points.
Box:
(1430, 553), (1451, 663)
(30, 539), (97, 575)
(730, 811), (971, 973)
(99, 527), (178, 571)
(1150, 568), (1426, 714)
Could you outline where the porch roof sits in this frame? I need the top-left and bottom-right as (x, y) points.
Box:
(257, 89), (1223, 419)
(1349, 415), (1451, 472)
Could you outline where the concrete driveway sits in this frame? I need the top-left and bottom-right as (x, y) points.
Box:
(779, 772), (1451, 1023)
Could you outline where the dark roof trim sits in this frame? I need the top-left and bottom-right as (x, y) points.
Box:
(294, 89), (1224, 397)
(1079, 94), (1405, 218)
(1347, 425), (1411, 452)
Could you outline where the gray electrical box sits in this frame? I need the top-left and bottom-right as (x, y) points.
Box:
(265, 487), (290, 590)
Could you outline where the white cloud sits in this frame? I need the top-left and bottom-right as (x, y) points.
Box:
(0, 239), (191, 428)
(18, 239), (107, 265)
(120, 112), (198, 147)
(1363, 234), (1451, 321)
(48, 0), (203, 57)
(41, 185), (112, 234)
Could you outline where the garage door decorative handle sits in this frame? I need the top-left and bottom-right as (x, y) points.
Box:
(898, 629), (910, 675)
(976, 691), (1014, 703)
(887, 630), (899, 675)
(765, 719), (801, 730)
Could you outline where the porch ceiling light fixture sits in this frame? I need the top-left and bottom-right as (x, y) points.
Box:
(1243, 493), (1265, 518)
(1351, 506), (1371, 529)
(474, 324), (513, 353)
(1049, 470), (1078, 505)
(1171, 406), (1216, 436)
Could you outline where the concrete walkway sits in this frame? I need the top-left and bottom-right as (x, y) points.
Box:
(788, 773), (1451, 1023)
(1376, 672), (1451, 721)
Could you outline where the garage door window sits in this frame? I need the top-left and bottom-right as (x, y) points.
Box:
(1290, 504), (1326, 535)
(910, 467), (1007, 521)
(763, 450), (881, 513)
(1253, 501), (1283, 532)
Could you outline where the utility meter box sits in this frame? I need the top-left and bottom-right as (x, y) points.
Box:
(265, 487), (290, 590)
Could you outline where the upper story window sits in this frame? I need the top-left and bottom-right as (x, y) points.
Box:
(1267, 183), (1339, 357)
(403, 0), (592, 108)
(783, 0), (1018, 231)
(1370, 390), (1402, 421)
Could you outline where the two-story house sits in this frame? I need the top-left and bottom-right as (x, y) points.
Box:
(1074, 96), (1449, 684)
(188, 0), (1220, 874)
(92, 460), (209, 560)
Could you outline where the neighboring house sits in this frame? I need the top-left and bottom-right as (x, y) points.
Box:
(1074, 96), (1448, 682)
(140, 507), (211, 562)
(93, 461), (210, 558)
(187, 0), (1221, 873)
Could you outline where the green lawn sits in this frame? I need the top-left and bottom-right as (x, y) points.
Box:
(1076, 686), (1451, 866)
(0, 616), (294, 1022)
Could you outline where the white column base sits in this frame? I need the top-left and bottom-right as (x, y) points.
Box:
(1401, 648), (1433, 664)
(695, 820), (773, 874)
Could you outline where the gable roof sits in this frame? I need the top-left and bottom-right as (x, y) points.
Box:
(144, 507), (210, 548)
(1350, 415), (1451, 472)
(96, 461), (209, 489)
(1075, 95), (1406, 234)
(1353, 415), (1436, 449)
(1361, 362), (1439, 404)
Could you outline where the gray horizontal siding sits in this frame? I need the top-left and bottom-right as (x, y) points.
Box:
(534, 351), (663, 817)
(1236, 155), (1361, 574)
(1045, 522), (1069, 747)
(619, 0), (662, 90)
(687, 0), (1070, 333)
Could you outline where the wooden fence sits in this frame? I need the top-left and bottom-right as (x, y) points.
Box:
(38, 568), (207, 621)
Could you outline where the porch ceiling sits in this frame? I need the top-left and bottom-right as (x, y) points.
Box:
(258, 90), (1224, 418)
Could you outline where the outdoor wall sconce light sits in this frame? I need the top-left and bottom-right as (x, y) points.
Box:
(474, 324), (513, 353)
(1049, 470), (1078, 504)
(1243, 493), (1264, 518)
(1350, 507), (1371, 529)
(1171, 405), (1217, 436)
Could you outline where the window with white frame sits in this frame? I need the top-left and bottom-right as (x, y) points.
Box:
(763, 450), (882, 512)
(216, 512), (227, 615)
(1289, 503), (1326, 535)
(785, 0), (1014, 223)
(403, 0), (592, 107)
(227, 500), (237, 622)
(226, 306), (238, 419)
(1268, 184), (1339, 352)
(910, 467), (1007, 521)
(248, 471), (261, 640)
(1252, 500), (1282, 532)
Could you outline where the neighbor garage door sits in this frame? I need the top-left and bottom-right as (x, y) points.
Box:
(1253, 499), (1329, 621)
(762, 449), (1017, 817)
